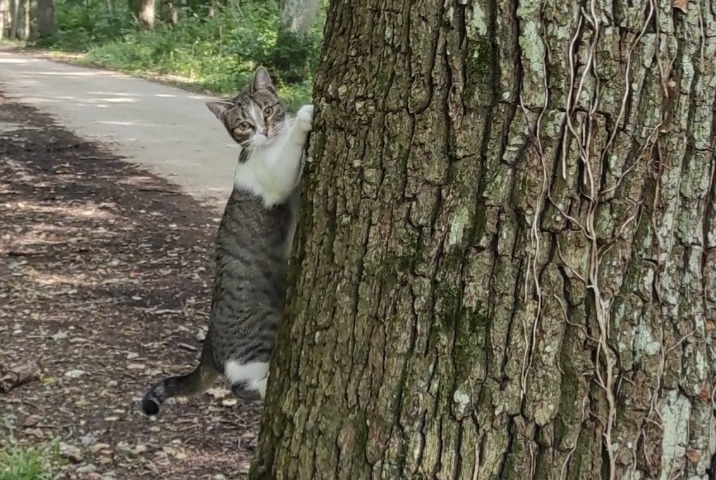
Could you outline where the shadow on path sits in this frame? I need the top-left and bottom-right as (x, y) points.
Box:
(0, 94), (258, 480)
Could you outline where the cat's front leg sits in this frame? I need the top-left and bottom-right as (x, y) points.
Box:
(289, 104), (314, 145)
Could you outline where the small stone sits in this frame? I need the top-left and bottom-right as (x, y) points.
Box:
(81, 434), (98, 447)
(64, 369), (86, 378)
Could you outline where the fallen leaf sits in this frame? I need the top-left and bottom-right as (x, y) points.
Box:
(206, 388), (229, 399)
(673, 0), (687, 12)
(0, 360), (41, 392)
(59, 442), (83, 463)
(22, 414), (41, 427)
(685, 449), (701, 462)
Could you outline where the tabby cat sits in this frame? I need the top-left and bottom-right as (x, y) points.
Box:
(141, 67), (313, 415)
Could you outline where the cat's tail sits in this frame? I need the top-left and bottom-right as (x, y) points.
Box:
(141, 347), (219, 416)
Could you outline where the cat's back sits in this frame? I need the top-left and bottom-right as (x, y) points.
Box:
(219, 186), (294, 250)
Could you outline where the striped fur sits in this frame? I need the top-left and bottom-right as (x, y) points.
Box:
(141, 67), (312, 415)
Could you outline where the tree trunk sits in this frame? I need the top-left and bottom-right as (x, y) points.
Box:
(8, 0), (18, 38)
(35, 0), (54, 38)
(21, 0), (29, 38)
(252, 1), (716, 479)
(0, 0), (7, 40)
(158, 0), (177, 26)
(281, 0), (319, 35)
(129, 0), (154, 30)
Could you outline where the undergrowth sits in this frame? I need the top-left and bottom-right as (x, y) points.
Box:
(31, 0), (323, 107)
(0, 442), (60, 480)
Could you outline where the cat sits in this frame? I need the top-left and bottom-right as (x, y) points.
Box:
(141, 66), (313, 415)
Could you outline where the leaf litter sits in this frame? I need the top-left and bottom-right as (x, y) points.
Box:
(0, 94), (259, 479)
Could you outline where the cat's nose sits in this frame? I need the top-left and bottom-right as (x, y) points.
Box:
(259, 128), (268, 136)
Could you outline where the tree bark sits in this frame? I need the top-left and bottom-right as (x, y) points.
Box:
(252, 1), (716, 479)
(0, 0), (7, 40)
(129, 0), (154, 30)
(8, 0), (18, 39)
(21, 0), (29, 38)
(158, 0), (177, 26)
(35, 0), (55, 38)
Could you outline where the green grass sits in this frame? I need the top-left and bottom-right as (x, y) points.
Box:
(0, 442), (60, 480)
(29, 0), (324, 109)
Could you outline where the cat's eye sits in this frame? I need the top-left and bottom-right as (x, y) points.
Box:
(263, 106), (274, 116)
(238, 121), (252, 130)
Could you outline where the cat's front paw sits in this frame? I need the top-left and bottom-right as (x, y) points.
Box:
(295, 104), (314, 132)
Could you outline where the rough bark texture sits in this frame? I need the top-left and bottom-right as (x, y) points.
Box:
(252, 1), (716, 479)
(8, 0), (19, 38)
(35, 0), (55, 38)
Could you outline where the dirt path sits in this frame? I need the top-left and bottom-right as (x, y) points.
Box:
(0, 95), (260, 479)
(0, 49), (238, 211)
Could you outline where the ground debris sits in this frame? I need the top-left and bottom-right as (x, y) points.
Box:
(0, 360), (41, 393)
(0, 94), (259, 479)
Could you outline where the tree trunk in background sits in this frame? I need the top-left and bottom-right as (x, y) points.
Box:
(281, 0), (319, 34)
(0, 0), (7, 40)
(158, 0), (177, 27)
(129, 0), (154, 30)
(8, 0), (18, 38)
(35, 0), (55, 38)
(21, 0), (28, 38)
(252, 0), (716, 479)
(3, 0), (30, 39)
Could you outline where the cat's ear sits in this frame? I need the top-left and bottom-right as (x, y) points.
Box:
(251, 66), (275, 93)
(206, 101), (233, 123)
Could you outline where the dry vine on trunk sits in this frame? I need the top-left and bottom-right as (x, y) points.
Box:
(252, 1), (716, 479)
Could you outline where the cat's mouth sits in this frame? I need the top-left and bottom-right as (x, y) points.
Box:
(251, 134), (275, 147)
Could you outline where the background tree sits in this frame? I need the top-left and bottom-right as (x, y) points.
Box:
(129, 0), (153, 30)
(251, 0), (716, 479)
(157, 0), (177, 26)
(35, 0), (56, 38)
(280, 0), (319, 35)
(0, 0), (8, 39)
(3, 0), (30, 39)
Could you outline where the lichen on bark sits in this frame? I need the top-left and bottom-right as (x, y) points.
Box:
(250, 1), (716, 479)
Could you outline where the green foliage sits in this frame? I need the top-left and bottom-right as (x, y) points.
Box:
(33, 0), (323, 107)
(0, 442), (60, 480)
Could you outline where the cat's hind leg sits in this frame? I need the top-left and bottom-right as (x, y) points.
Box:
(224, 359), (268, 401)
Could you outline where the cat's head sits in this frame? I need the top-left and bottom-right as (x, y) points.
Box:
(206, 67), (287, 153)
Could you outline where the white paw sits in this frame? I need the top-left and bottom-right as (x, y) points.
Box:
(295, 104), (314, 132)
